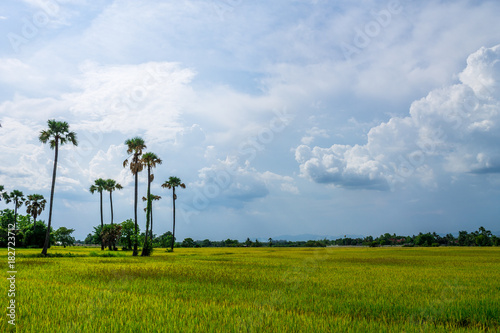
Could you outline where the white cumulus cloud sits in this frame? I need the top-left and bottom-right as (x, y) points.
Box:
(296, 44), (500, 190)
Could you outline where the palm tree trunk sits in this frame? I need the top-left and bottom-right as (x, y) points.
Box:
(141, 167), (151, 256)
(42, 139), (58, 256)
(109, 190), (114, 250)
(33, 214), (37, 232)
(109, 190), (114, 225)
(100, 190), (105, 250)
(171, 187), (176, 251)
(14, 200), (18, 230)
(133, 167), (138, 256)
(150, 205), (154, 240)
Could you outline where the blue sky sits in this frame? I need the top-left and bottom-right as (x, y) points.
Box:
(1, 0), (500, 241)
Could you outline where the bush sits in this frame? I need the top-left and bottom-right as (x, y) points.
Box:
(142, 241), (154, 256)
(304, 240), (326, 247)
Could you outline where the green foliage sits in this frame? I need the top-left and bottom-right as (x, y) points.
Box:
(84, 233), (94, 244)
(181, 237), (195, 248)
(415, 233), (436, 247)
(244, 238), (253, 247)
(119, 219), (138, 250)
(25, 194), (46, 223)
(224, 238), (240, 247)
(24, 221), (52, 248)
(39, 119), (78, 148)
(201, 238), (212, 247)
(101, 224), (122, 250)
(458, 230), (475, 246)
(141, 239), (154, 256)
(154, 231), (174, 248)
(0, 209), (53, 247)
(54, 227), (76, 248)
(88, 225), (103, 245)
(252, 239), (263, 247)
(0, 209), (15, 247)
(304, 240), (326, 247)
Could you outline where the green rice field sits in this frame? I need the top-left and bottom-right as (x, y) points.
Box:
(2, 247), (500, 332)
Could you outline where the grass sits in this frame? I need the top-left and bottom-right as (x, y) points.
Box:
(2, 246), (499, 332)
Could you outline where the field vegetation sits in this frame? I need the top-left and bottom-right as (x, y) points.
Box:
(2, 246), (499, 332)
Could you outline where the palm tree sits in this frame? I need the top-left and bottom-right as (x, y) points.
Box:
(149, 194), (161, 238)
(161, 177), (186, 251)
(123, 137), (146, 256)
(140, 152), (162, 256)
(90, 178), (107, 250)
(142, 194), (161, 240)
(26, 194), (47, 231)
(39, 119), (78, 256)
(104, 179), (123, 225)
(4, 190), (25, 230)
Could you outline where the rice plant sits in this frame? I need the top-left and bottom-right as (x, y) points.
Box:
(2, 247), (499, 332)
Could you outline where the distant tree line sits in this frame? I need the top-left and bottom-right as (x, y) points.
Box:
(328, 227), (499, 247)
(82, 225), (499, 249)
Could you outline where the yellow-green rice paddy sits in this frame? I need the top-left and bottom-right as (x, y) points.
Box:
(2, 247), (500, 332)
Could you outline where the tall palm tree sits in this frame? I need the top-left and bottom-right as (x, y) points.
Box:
(4, 190), (25, 230)
(140, 152), (162, 256)
(39, 119), (78, 256)
(104, 179), (123, 225)
(90, 178), (107, 250)
(142, 194), (161, 240)
(123, 137), (146, 256)
(161, 177), (186, 251)
(26, 194), (47, 231)
(149, 194), (161, 238)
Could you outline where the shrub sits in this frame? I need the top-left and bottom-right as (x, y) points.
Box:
(142, 241), (154, 256)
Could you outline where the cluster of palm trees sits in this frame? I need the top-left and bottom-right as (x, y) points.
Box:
(121, 137), (186, 256)
(0, 187), (47, 231)
(2, 120), (77, 256)
(4, 119), (186, 256)
(89, 178), (123, 250)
